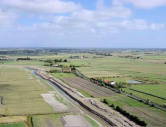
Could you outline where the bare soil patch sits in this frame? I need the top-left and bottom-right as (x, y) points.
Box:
(41, 93), (68, 113)
(45, 119), (55, 127)
(61, 115), (92, 127)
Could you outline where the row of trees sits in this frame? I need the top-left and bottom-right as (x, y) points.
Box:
(44, 59), (68, 66)
(16, 57), (31, 61)
(102, 99), (147, 126)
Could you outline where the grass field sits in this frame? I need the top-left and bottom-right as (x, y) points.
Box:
(1, 60), (44, 66)
(0, 67), (54, 115)
(32, 114), (65, 127)
(0, 122), (26, 127)
(130, 84), (166, 98)
(102, 95), (166, 127)
(77, 56), (166, 84)
(84, 115), (99, 127)
(123, 88), (166, 106)
(51, 72), (75, 78)
(1, 52), (166, 126)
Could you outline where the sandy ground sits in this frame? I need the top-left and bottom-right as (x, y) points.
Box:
(62, 115), (92, 127)
(41, 93), (68, 112)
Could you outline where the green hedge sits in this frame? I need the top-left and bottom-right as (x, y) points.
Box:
(101, 99), (147, 126)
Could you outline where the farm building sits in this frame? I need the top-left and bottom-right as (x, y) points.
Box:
(0, 56), (9, 61)
(104, 79), (116, 86)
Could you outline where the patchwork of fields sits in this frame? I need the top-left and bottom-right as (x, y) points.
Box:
(1, 51), (166, 126)
(0, 66), (102, 127)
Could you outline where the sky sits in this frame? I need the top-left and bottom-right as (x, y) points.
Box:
(0, 0), (166, 48)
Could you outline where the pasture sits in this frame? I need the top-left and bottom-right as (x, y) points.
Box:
(130, 84), (166, 98)
(0, 122), (26, 127)
(0, 67), (54, 115)
(102, 95), (166, 127)
(1, 51), (166, 126)
(32, 114), (64, 127)
(76, 55), (166, 84)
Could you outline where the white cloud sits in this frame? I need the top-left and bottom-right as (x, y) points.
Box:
(96, 0), (131, 19)
(0, 10), (17, 26)
(0, 0), (81, 14)
(123, 0), (166, 8)
(0, 0), (165, 41)
(119, 19), (165, 30)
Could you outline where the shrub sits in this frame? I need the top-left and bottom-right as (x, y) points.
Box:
(102, 99), (109, 104)
(49, 69), (60, 73)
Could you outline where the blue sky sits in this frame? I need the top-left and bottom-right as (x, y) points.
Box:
(0, 0), (166, 48)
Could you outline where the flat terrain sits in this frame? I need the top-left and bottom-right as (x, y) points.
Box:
(61, 77), (116, 97)
(103, 95), (166, 127)
(32, 114), (99, 127)
(0, 67), (54, 115)
(130, 84), (166, 98)
(0, 122), (26, 127)
(1, 50), (166, 127)
(0, 66), (103, 127)
(32, 114), (64, 127)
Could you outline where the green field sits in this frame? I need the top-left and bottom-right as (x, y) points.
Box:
(1, 51), (166, 126)
(123, 88), (166, 105)
(32, 114), (64, 127)
(0, 122), (26, 127)
(77, 56), (166, 84)
(84, 115), (99, 127)
(51, 72), (75, 78)
(0, 67), (53, 115)
(102, 95), (166, 127)
(130, 84), (166, 98)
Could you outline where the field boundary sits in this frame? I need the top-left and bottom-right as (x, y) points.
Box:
(0, 96), (3, 105)
(74, 69), (166, 112)
(124, 92), (166, 112)
(129, 88), (166, 100)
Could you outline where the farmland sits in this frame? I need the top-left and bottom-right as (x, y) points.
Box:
(0, 122), (26, 127)
(61, 77), (116, 97)
(1, 49), (166, 126)
(101, 95), (166, 127)
(0, 67), (54, 115)
(0, 65), (105, 126)
(129, 84), (166, 98)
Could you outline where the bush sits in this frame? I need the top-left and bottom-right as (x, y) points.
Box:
(102, 99), (108, 104)
(17, 57), (31, 61)
(110, 104), (115, 109)
(49, 69), (60, 73)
